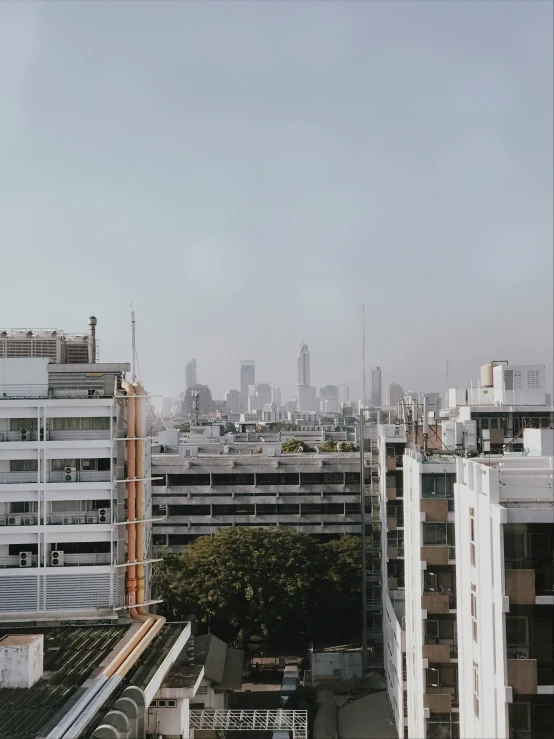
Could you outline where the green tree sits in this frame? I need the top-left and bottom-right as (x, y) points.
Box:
(154, 527), (330, 651)
(322, 536), (362, 640)
(281, 438), (315, 453)
(318, 439), (359, 453)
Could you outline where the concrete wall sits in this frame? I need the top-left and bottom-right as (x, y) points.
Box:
(0, 634), (43, 688)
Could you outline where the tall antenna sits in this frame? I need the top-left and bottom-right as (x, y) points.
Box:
(362, 304), (367, 406)
(131, 306), (136, 381)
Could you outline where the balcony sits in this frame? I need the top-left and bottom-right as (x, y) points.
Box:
(0, 553), (111, 569)
(48, 430), (111, 441)
(423, 692), (453, 713)
(47, 471), (112, 483)
(423, 643), (453, 663)
(0, 515), (39, 527)
(421, 499), (448, 522)
(505, 570), (535, 605)
(507, 658), (538, 694)
(0, 472), (37, 484)
(387, 516), (397, 531)
(421, 546), (449, 566)
(386, 487), (397, 501)
(0, 430), (39, 442)
(47, 512), (110, 525)
(422, 594), (452, 613)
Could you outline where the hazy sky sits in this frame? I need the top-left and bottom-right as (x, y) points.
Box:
(1, 1), (552, 401)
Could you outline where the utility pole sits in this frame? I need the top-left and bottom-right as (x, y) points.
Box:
(360, 405), (368, 674)
(362, 305), (367, 406)
(192, 391), (200, 426)
(131, 306), (136, 381)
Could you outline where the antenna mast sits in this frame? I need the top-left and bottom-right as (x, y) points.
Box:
(131, 306), (136, 381)
(362, 304), (367, 406)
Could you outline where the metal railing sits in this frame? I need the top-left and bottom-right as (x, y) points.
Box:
(0, 515), (39, 526)
(48, 430), (111, 441)
(0, 472), (38, 484)
(47, 470), (112, 483)
(0, 384), (49, 399)
(423, 589), (456, 608)
(46, 513), (108, 525)
(0, 553), (111, 568)
(0, 430), (39, 442)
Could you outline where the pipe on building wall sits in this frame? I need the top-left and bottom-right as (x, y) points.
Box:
(122, 381), (138, 615)
(88, 316), (97, 364)
(133, 381), (146, 612)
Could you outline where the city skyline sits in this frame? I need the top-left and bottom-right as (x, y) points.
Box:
(1, 2), (551, 402)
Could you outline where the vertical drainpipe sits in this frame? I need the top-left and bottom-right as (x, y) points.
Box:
(122, 382), (138, 614)
(133, 381), (146, 612)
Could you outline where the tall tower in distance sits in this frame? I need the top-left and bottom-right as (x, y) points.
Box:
(240, 360), (255, 410)
(371, 366), (382, 407)
(297, 341), (310, 386)
(185, 359), (197, 388)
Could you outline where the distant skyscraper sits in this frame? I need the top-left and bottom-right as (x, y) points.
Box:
(297, 341), (317, 411)
(225, 389), (241, 413)
(272, 388), (282, 407)
(385, 383), (404, 407)
(297, 341), (310, 386)
(338, 384), (350, 405)
(240, 360), (255, 410)
(183, 384), (213, 416)
(370, 366), (382, 407)
(185, 359), (197, 388)
(320, 385), (339, 413)
(256, 383), (272, 408)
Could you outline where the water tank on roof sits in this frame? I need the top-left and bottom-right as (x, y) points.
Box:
(480, 363), (496, 388)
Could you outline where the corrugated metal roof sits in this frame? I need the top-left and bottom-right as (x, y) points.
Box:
(0, 625), (128, 739)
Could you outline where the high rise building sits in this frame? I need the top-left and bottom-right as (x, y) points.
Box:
(225, 389), (241, 413)
(297, 341), (317, 411)
(183, 384), (213, 416)
(371, 366), (382, 407)
(185, 359), (197, 388)
(319, 385), (339, 414)
(297, 341), (310, 386)
(240, 360), (255, 410)
(338, 384), (350, 405)
(272, 388), (282, 407)
(385, 382), (404, 407)
(256, 383), (272, 408)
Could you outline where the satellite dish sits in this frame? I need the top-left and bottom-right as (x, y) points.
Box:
(298, 445), (303, 452)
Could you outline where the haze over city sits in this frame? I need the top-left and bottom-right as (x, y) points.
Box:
(1, 0), (552, 400)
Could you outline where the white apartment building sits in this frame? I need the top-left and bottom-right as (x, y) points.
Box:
(0, 323), (151, 621)
(455, 437), (553, 739)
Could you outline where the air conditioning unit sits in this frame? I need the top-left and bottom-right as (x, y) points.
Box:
(8, 516), (21, 526)
(20, 428), (29, 441)
(50, 550), (64, 567)
(19, 551), (33, 567)
(86, 515), (98, 524)
(64, 466), (77, 482)
(76, 516), (86, 524)
(23, 516), (35, 526)
(267, 448), (275, 457)
(98, 508), (109, 523)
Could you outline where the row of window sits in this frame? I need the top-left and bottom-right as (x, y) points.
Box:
(8, 417), (111, 431)
(157, 472), (367, 487)
(9, 459), (111, 472)
(154, 503), (365, 516)
(423, 523), (455, 547)
(8, 500), (110, 514)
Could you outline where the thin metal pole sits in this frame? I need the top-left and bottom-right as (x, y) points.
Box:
(360, 405), (368, 673)
(362, 305), (367, 406)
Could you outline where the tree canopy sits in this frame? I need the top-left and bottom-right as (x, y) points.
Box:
(318, 439), (359, 453)
(153, 528), (362, 651)
(281, 438), (316, 453)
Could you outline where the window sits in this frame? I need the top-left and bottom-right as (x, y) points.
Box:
(506, 616), (528, 647)
(513, 370), (523, 389)
(345, 472), (361, 484)
(300, 472), (344, 484)
(10, 460), (38, 472)
(196, 686), (208, 695)
(168, 534), (196, 545)
(51, 417), (110, 430)
(423, 523), (454, 546)
(470, 507), (476, 567)
(473, 662), (479, 718)
(276, 503), (300, 515)
(422, 474), (455, 499)
(471, 583), (478, 643)
(504, 531), (526, 561)
(345, 503), (361, 514)
(212, 473), (254, 485)
(167, 474), (210, 486)
(527, 370), (540, 389)
(10, 501), (38, 513)
(153, 534), (167, 546)
(256, 473), (299, 485)
(168, 505), (210, 516)
(10, 418), (38, 431)
(256, 504), (277, 515)
(509, 703), (530, 734)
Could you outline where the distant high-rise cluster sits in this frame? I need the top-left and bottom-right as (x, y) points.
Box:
(240, 360), (255, 410)
(384, 382), (404, 407)
(297, 341), (317, 411)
